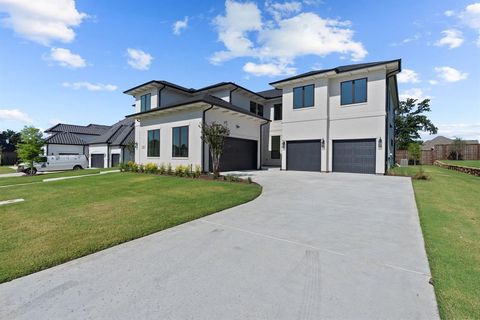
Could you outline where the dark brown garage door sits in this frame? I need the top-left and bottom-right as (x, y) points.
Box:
(286, 140), (321, 171)
(333, 139), (376, 174)
(91, 154), (104, 168)
(210, 137), (257, 172)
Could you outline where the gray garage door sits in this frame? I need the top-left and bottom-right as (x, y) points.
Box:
(286, 140), (321, 171)
(91, 154), (104, 168)
(210, 137), (257, 172)
(333, 139), (376, 174)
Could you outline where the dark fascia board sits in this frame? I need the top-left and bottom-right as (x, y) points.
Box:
(44, 123), (61, 133)
(125, 96), (270, 122)
(269, 59), (402, 86)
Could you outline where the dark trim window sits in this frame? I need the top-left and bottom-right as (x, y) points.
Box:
(293, 84), (314, 109)
(147, 129), (160, 157)
(250, 101), (264, 116)
(341, 78), (367, 105)
(273, 103), (282, 121)
(141, 93), (151, 112)
(172, 126), (189, 157)
(271, 135), (281, 159)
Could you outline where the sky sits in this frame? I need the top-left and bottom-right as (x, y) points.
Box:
(0, 0), (479, 140)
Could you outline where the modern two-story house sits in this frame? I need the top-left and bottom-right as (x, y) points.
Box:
(125, 59), (400, 174)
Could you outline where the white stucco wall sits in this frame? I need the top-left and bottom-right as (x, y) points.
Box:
(46, 144), (84, 156)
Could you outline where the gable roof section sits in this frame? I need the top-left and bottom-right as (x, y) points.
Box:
(44, 132), (87, 145)
(269, 59), (401, 86)
(45, 123), (110, 135)
(256, 88), (282, 99)
(126, 94), (269, 121)
(90, 118), (135, 146)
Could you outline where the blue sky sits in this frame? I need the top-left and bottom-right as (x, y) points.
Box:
(0, 0), (479, 139)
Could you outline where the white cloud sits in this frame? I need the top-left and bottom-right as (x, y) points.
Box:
(434, 66), (468, 82)
(243, 61), (296, 76)
(173, 16), (188, 35)
(399, 88), (430, 101)
(435, 29), (464, 48)
(0, 0), (87, 45)
(126, 48), (153, 70)
(444, 10), (455, 17)
(211, 0), (367, 76)
(47, 47), (86, 68)
(62, 82), (117, 91)
(458, 3), (480, 46)
(265, 1), (302, 21)
(0, 109), (33, 124)
(429, 80), (438, 85)
(397, 69), (420, 83)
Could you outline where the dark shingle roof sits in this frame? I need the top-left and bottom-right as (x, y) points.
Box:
(256, 88), (282, 99)
(269, 59), (401, 85)
(126, 94), (269, 121)
(90, 118), (135, 146)
(45, 132), (87, 145)
(45, 123), (110, 135)
(422, 136), (479, 150)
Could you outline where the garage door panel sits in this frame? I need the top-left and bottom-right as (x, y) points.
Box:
(333, 139), (376, 174)
(210, 137), (257, 172)
(287, 140), (321, 172)
(91, 154), (104, 168)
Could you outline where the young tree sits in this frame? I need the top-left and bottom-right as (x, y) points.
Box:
(199, 121), (230, 178)
(451, 137), (466, 160)
(407, 142), (421, 166)
(395, 98), (437, 149)
(16, 126), (44, 175)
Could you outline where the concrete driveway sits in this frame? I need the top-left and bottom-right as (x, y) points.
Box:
(0, 170), (438, 319)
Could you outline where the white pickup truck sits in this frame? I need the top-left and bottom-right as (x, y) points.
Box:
(17, 155), (89, 174)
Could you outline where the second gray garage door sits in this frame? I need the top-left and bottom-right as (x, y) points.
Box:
(210, 137), (257, 172)
(333, 139), (376, 174)
(91, 154), (104, 168)
(286, 140), (321, 171)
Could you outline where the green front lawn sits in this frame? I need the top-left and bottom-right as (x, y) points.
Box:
(0, 172), (261, 283)
(0, 166), (15, 174)
(441, 160), (480, 168)
(390, 166), (479, 319)
(0, 169), (103, 187)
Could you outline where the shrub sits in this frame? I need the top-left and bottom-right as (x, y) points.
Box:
(174, 165), (185, 177)
(119, 162), (127, 172)
(126, 161), (135, 172)
(166, 163), (173, 175)
(194, 165), (201, 178)
(184, 165), (192, 178)
(159, 163), (166, 175)
(145, 163), (158, 174)
(138, 164), (144, 173)
(413, 167), (430, 180)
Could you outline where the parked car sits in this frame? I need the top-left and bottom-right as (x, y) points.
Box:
(17, 155), (88, 174)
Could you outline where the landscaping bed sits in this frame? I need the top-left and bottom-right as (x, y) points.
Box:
(0, 172), (261, 283)
(389, 165), (479, 319)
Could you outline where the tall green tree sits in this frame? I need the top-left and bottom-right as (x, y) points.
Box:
(407, 142), (421, 165)
(16, 126), (44, 175)
(199, 121), (230, 178)
(395, 98), (437, 149)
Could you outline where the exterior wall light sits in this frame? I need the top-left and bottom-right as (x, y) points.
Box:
(236, 124), (240, 129)
(134, 142), (138, 149)
(378, 137), (382, 149)
(321, 139), (325, 149)
(282, 140), (286, 149)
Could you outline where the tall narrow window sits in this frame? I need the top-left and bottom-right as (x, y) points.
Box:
(257, 105), (264, 117)
(250, 101), (257, 114)
(141, 93), (151, 112)
(340, 78), (367, 105)
(273, 104), (282, 121)
(293, 84), (314, 109)
(172, 126), (189, 157)
(147, 129), (160, 157)
(271, 136), (281, 159)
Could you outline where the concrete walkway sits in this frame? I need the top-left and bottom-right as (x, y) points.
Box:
(0, 170), (438, 319)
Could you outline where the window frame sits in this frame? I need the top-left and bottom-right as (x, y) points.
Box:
(141, 93), (151, 112)
(293, 84), (315, 109)
(273, 103), (282, 121)
(172, 126), (189, 158)
(271, 135), (281, 159)
(147, 129), (160, 157)
(340, 77), (368, 106)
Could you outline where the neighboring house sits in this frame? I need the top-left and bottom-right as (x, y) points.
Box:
(422, 136), (479, 150)
(44, 123), (111, 156)
(88, 118), (135, 168)
(124, 59), (400, 174)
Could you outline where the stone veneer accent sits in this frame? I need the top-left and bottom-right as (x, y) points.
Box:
(434, 161), (480, 177)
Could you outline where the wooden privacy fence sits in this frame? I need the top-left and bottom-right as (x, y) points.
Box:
(396, 144), (480, 165)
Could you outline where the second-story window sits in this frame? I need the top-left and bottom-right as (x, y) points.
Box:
(341, 78), (367, 105)
(273, 104), (282, 121)
(250, 101), (264, 116)
(141, 93), (151, 112)
(293, 84), (314, 109)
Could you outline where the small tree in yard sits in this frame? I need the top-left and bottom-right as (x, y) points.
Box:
(407, 142), (421, 165)
(199, 121), (230, 178)
(16, 126), (44, 174)
(451, 137), (466, 160)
